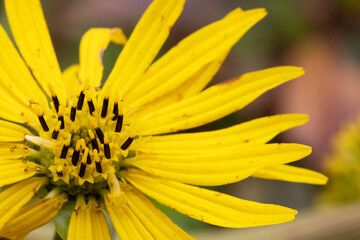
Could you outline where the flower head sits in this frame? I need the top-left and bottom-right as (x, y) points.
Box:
(0, 0), (327, 239)
(321, 115), (360, 204)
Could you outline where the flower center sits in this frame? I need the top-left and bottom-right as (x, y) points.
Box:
(26, 89), (134, 195)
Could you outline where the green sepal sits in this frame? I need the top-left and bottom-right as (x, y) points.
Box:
(54, 198), (76, 240)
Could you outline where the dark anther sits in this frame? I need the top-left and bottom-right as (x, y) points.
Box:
(91, 138), (99, 151)
(79, 163), (86, 178)
(104, 143), (111, 159)
(58, 115), (65, 129)
(112, 102), (119, 120)
(52, 95), (60, 113)
(56, 170), (63, 177)
(60, 145), (69, 159)
(72, 150), (80, 166)
(87, 100), (95, 115)
(95, 161), (102, 173)
(121, 137), (134, 150)
(76, 91), (85, 110)
(115, 115), (123, 133)
(70, 107), (76, 121)
(51, 129), (59, 140)
(87, 154), (92, 164)
(95, 128), (104, 144)
(101, 98), (109, 118)
(38, 115), (49, 132)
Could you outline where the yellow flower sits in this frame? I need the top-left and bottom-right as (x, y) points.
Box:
(0, 0), (327, 239)
(321, 115), (360, 204)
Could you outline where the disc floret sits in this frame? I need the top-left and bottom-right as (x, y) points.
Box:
(26, 89), (133, 196)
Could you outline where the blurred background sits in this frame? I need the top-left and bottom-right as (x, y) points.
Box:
(2, 0), (360, 239)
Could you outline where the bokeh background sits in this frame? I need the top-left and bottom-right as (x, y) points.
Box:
(2, 0), (360, 239)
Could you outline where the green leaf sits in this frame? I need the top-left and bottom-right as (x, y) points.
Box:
(54, 199), (76, 240)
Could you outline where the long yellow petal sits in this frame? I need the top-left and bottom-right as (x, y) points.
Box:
(122, 184), (196, 240)
(68, 196), (111, 240)
(79, 28), (127, 89)
(5, 0), (67, 102)
(0, 160), (40, 187)
(103, 0), (185, 99)
(135, 114), (309, 153)
(132, 51), (230, 117)
(105, 194), (153, 240)
(89, 198), (112, 240)
(0, 177), (45, 230)
(126, 170), (297, 228)
(123, 8), (266, 110)
(0, 195), (66, 239)
(133, 66), (304, 135)
(0, 24), (48, 111)
(128, 143), (311, 186)
(0, 93), (37, 126)
(0, 22), (42, 126)
(0, 120), (31, 142)
(67, 195), (90, 240)
(62, 64), (81, 98)
(252, 165), (328, 185)
(0, 143), (31, 160)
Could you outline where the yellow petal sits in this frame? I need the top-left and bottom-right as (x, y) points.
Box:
(132, 51), (229, 118)
(134, 66), (304, 135)
(0, 94), (37, 126)
(103, 0), (185, 99)
(63, 64), (81, 98)
(126, 170), (297, 228)
(252, 165), (328, 185)
(122, 184), (195, 239)
(123, 8), (266, 110)
(180, 51), (230, 99)
(0, 159), (40, 187)
(0, 24), (42, 126)
(0, 120), (31, 142)
(5, 0), (67, 102)
(105, 193), (153, 240)
(0, 195), (66, 239)
(0, 24), (48, 112)
(68, 196), (111, 240)
(89, 200), (112, 240)
(79, 28), (127, 90)
(0, 177), (45, 230)
(135, 114), (309, 153)
(128, 143), (311, 186)
(0, 143), (31, 160)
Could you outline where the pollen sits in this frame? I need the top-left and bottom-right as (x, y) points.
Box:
(29, 89), (135, 192)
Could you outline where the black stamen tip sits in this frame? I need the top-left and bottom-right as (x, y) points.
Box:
(71, 150), (80, 166)
(115, 115), (123, 133)
(56, 171), (63, 177)
(121, 137), (134, 150)
(104, 143), (111, 159)
(38, 115), (49, 132)
(58, 115), (65, 129)
(87, 154), (92, 164)
(51, 130), (59, 140)
(87, 100), (95, 115)
(60, 145), (69, 159)
(96, 161), (102, 173)
(52, 95), (60, 113)
(91, 138), (99, 151)
(76, 91), (85, 110)
(79, 163), (86, 178)
(70, 107), (76, 122)
(95, 128), (104, 144)
(101, 98), (109, 118)
(112, 102), (119, 120)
